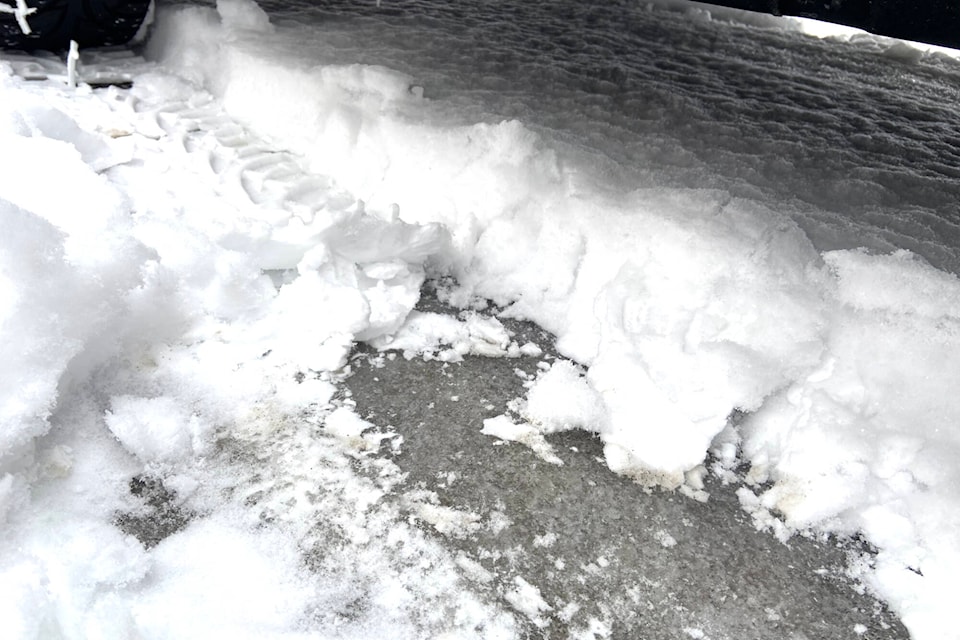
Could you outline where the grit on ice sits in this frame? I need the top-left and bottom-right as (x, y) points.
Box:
(2, 0), (960, 638)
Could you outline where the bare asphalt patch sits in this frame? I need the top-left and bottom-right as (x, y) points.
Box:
(343, 295), (908, 639)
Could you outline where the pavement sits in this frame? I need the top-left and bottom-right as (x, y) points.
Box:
(338, 291), (910, 639)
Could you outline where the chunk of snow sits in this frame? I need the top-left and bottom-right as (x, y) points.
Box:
(481, 415), (563, 465)
(523, 360), (606, 434)
(505, 576), (552, 628)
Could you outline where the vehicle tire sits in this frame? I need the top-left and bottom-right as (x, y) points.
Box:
(1, 0), (152, 51)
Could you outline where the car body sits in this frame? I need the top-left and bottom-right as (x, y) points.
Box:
(1, 0), (153, 51)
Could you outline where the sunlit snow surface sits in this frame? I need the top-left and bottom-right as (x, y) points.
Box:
(1, 0), (959, 638)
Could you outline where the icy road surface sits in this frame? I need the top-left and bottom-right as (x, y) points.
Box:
(2, 0), (960, 638)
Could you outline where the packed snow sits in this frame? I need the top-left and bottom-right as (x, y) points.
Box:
(2, 0), (959, 638)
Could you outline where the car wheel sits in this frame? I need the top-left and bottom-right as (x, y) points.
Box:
(1, 0), (153, 51)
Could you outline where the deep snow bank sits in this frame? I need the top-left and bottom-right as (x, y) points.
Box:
(143, 3), (960, 638)
(148, 0), (832, 482)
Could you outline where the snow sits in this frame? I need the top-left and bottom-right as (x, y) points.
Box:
(522, 360), (605, 435)
(131, 515), (318, 640)
(505, 576), (552, 629)
(481, 414), (563, 466)
(105, 395), (212, 465)
(1, 0), (959, 638)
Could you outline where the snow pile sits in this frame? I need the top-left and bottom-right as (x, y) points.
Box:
(0, 16), (510, 638)
(142, 3), (960, 636)
(740, 249), (960, 639)
(148, 2), (829, 482)
(0, 92), (148, 471)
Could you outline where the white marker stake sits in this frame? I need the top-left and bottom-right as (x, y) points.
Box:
(67, 40), (80, 88)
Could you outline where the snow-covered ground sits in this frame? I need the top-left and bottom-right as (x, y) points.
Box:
(2, 0), (959, 638)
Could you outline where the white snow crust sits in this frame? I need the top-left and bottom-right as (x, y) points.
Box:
(2, 0), (959, 638)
